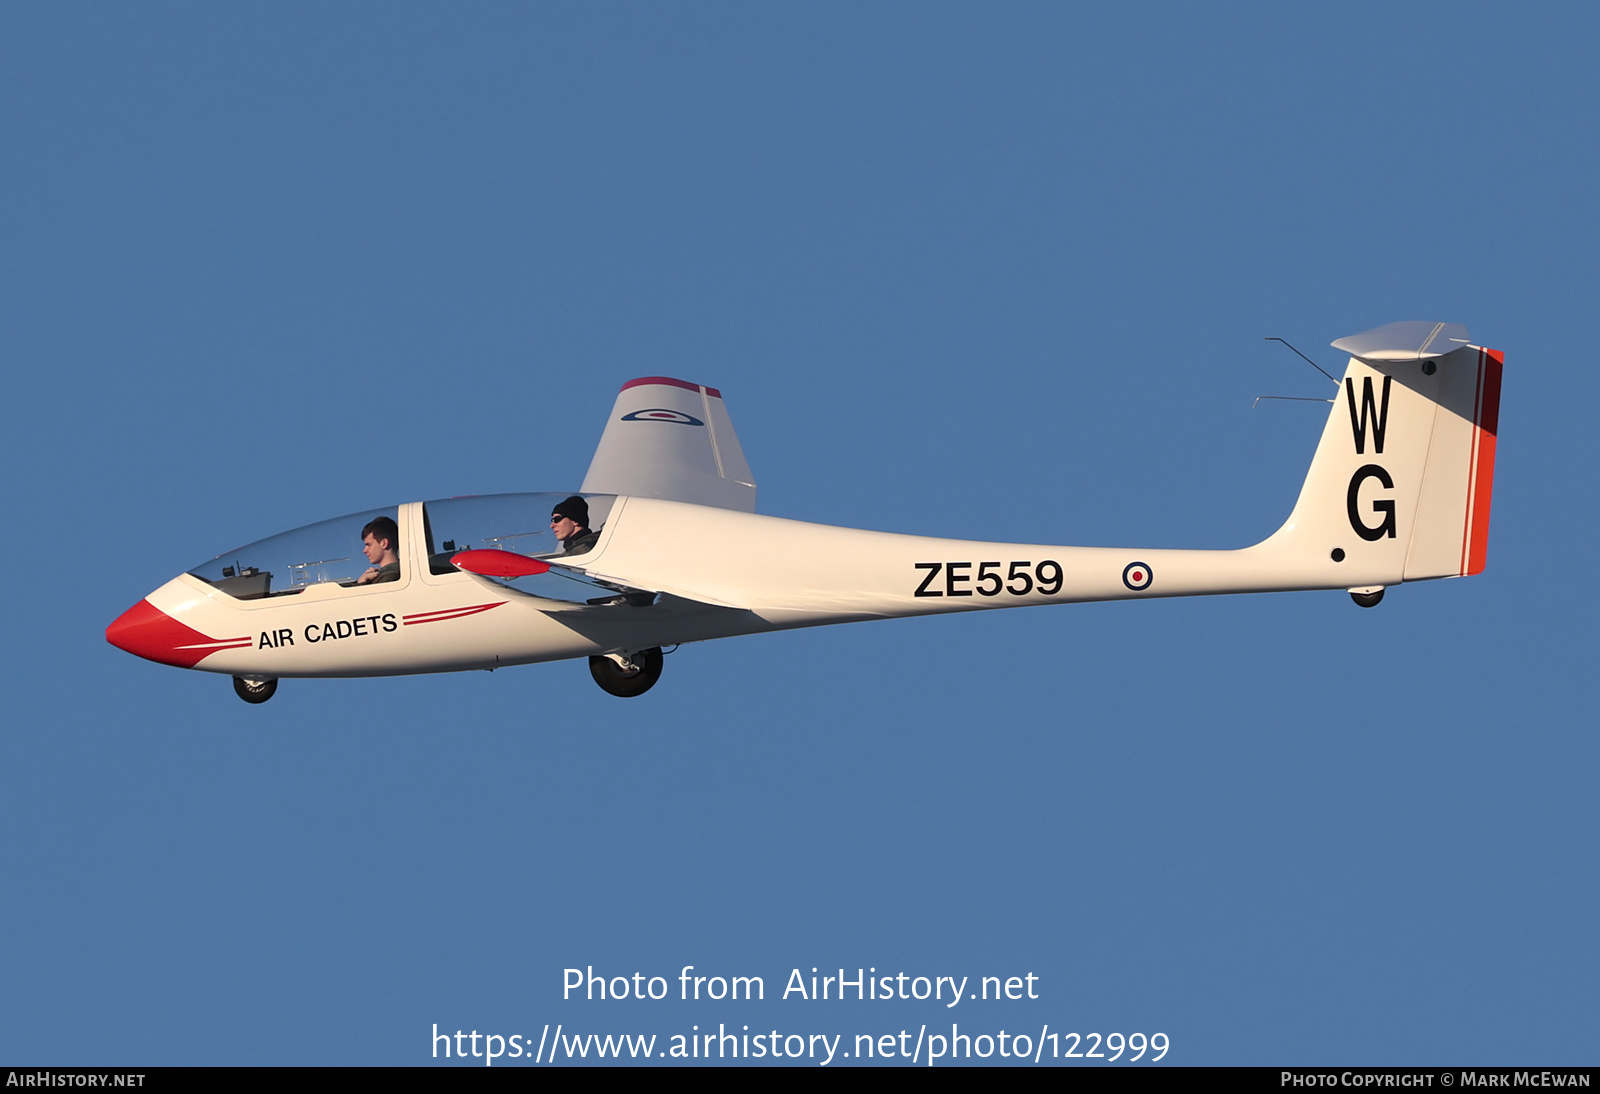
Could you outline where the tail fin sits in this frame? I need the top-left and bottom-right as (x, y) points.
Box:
(1261, 322), (1503, 586)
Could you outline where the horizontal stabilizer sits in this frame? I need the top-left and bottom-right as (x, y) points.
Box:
(1331, 321), (1470, 362)
(581, 377), (756, 512)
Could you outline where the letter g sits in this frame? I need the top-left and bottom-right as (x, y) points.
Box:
(1347, 464), (1396, 541)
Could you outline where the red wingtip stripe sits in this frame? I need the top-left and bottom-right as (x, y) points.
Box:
(1461, 347), (1503, 576)
(450, 549), (550, 578)
(619, 376), (722, 400)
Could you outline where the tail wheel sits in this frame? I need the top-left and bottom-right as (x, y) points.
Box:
(588, 648), (664, 698)
(233, 676), (278, 704)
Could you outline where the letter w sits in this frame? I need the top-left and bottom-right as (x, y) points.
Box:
(560, 1033), (591, 1058)
(1345, 374), (1393, 455)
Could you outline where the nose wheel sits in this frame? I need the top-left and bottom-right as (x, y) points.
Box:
(588, 648), (664, 697)
(233, 676), (278, 704)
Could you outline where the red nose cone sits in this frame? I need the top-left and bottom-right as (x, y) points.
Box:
(107, 599), (252, 668)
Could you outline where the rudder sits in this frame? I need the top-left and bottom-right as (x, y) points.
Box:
(1259, 322), (1502, 587)
(1404, 346), (1502, 579)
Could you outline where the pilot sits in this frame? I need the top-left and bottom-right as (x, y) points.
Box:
(550, 496), (600, 556)
(356, 516), (402, 584)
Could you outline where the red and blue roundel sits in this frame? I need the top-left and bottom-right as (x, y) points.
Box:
(621, 408), (705, 426)
(1122, 561), (1153, 591)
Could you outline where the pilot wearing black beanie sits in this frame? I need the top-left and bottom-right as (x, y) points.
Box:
(551, 496), (599, 555)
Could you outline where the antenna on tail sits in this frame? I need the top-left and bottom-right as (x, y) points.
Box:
(1264, 336), (1340, 385)
(1253, 336), (1341, 409)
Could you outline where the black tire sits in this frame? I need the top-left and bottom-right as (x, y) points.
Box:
(1350, 589), (1385, 609)
(233, 676), (278, 704)
(588, 648), (664, 698)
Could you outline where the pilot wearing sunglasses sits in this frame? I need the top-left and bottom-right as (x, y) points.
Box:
(550, 496), (600, 556)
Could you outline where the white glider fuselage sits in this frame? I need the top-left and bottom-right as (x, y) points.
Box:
(119, 499), (1373, 681)
(108, 326), (1503, 696)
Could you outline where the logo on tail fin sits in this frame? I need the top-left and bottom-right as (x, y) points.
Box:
(621, 409), (705, 426)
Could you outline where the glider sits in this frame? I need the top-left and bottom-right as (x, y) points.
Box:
(107, 321), (1502, 702)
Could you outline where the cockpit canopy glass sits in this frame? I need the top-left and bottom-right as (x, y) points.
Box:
(421, 492), (615, 574)
(423, 493), (622, 603)
(188, 506), (400, 599)
(186, 494), (620, 601)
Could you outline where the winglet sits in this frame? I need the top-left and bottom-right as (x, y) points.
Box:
(580, 377), (757, 512)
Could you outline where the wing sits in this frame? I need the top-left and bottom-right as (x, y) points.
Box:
(450, 548), (654, 610)
(452, 552), (753, 635)
(579, 377), (756, 512)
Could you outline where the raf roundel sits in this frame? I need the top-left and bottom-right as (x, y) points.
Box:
(621, 408), (705, 426)
(1122, 561), (1153, 592)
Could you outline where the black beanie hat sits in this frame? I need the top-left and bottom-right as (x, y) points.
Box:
(551, 495), (590, 528)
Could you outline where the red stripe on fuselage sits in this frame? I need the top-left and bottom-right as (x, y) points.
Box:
(402, 602), (506, 626)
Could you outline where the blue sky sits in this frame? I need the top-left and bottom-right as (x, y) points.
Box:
(2, 3), (1595, 1065)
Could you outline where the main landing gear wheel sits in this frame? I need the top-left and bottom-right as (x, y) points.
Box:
(588, 648), (664, 698)
(233, 676), (278, 704)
